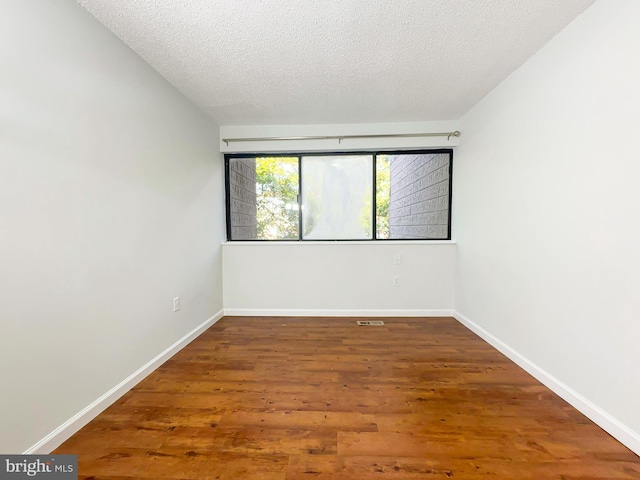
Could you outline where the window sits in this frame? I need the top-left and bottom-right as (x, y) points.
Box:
(225, 149), (452, 241)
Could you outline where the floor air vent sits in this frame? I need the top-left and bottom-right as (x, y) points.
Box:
(356, 320), (385, 326)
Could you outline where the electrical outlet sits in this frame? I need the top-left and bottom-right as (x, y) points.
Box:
(173, 297), (181, 312)
(392, 276), (400, 286)
(393, 254), (402, 265)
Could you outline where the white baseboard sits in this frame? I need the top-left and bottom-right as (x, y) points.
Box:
(453, 310), (640, 457)
(223, 308), (454, 317)
(24, 309), (225, 454)
(31, 308), (638, 457)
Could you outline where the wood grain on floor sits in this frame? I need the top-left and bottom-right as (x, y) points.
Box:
(54, 316), (640, 479)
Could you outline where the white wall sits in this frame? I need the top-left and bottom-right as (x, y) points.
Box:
(220, 121), (459, 315)
(454, 0), (640, 452)
(223, 242), (455, 315)
(221, 125), (457, 317)
(0, 0), (224, 453)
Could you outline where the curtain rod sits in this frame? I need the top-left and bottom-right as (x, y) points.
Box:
(222, 130), (461, 146)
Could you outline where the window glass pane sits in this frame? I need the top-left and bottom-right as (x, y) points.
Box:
(387, 153), (450, 239)
(226, 150), (452, 241)
(301, 155), (373, 240)
(376, 155), (390, 239)
(228, 157), (299, 240)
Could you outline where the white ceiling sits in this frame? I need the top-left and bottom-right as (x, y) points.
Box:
(78, 0), (596, 126)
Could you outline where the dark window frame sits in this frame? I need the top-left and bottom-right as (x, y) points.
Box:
(224, 148), (453, 242)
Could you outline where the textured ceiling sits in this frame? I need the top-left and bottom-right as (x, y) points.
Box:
(77, 0), (596, 125)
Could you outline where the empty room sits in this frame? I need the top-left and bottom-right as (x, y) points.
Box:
(2, 0), (639, 478)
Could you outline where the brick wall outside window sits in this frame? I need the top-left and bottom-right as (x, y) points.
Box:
(388, 153), (450, 239)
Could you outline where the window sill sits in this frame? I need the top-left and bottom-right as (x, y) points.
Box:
(222, 240), (457, 246)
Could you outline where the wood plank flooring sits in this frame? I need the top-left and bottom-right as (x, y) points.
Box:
(54, 317), (640, 479)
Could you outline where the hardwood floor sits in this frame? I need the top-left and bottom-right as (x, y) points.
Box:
(54, 317), (640, 479)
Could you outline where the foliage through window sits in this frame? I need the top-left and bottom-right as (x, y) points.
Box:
(225, 150), (452, 241)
